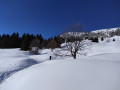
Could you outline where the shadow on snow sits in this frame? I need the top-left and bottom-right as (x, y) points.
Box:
(0, 59), (39, 84)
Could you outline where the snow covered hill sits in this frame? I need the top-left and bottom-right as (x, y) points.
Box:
(0, 35), (120, 90)
(91, 27), (120, 33)
(0, 28), (120, 90)
(0, 53), (120, 90)
(60, 32), (85, 38)
(60, 27), (120, 38)
(0, 49), (52, 84)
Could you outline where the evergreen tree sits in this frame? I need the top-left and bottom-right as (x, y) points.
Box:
(0, 32), (43, 50)
(11, 32), (21, 48)
(0, 35), (1, 48)
(21, 34), (32, 50)
(54, 36), (63, 48)
(41, 40), (48, 48)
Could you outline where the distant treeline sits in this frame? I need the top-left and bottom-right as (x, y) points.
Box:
(0, 32), (64, 51)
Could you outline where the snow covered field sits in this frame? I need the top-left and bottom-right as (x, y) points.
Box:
(0, 49), (52, 84)
(0, 36), (120, 90)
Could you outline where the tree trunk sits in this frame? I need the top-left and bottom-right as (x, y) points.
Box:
(73, 53), (76, 59)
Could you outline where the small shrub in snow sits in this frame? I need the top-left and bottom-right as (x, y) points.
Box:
(31, 47), (39, 54)
(29, 39), (40, 54)
(113, 38), (115, 41)
(84, 36), (88, 40)
(101, 37), (104, 41)
(92, 37), (98, 42)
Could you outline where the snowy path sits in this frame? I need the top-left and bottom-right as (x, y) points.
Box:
(0, 59), (39, 84)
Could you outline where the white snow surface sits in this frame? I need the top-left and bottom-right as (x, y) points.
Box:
(87, 36), (120, 56)
(91, 27), (120, 33)
(1, 55), (120, 90)
(61, 27), (120, 38)
(0, 36), (120, 90)
(0, 49), (29, 72)
(0, 49), (55, 72)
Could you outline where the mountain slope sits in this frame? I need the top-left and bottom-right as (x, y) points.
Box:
(60, 27), (120, 38)
(0, 37), (120, 90)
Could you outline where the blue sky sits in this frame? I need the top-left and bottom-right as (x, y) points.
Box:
(0, 0), (120, 38)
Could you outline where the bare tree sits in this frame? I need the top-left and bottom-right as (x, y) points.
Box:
(56, 23), (91, 59)
(115, 28), (120, 36)
(115, 28), (120, 40)
(29, 39), (40, 54)
(64, 40), (90, 59)
(47, 40), (57, 51)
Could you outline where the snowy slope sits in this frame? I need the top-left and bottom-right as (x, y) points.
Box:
(0, 37), (120, 90)
(87, 36), (120, 56)
(60, 32), (85, 38)
(0, 49), (29, 72)
(0, 49), (52, 73)
(0, 54), (120, 90)
(61, 27), (120, 38)
(0, 49), (52, 84)
(0, 31), (120, 90)
(91, 27), (120, 33)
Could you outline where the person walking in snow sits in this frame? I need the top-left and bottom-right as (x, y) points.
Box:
(49, 56), (52, 60)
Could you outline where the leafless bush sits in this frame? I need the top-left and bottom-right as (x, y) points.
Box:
(29, 39), (40, 54)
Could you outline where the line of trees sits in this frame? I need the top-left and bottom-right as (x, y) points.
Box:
(0, 32), (21, 48)
(0, 32), (64, 51)
(1, 27), (119, 58)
